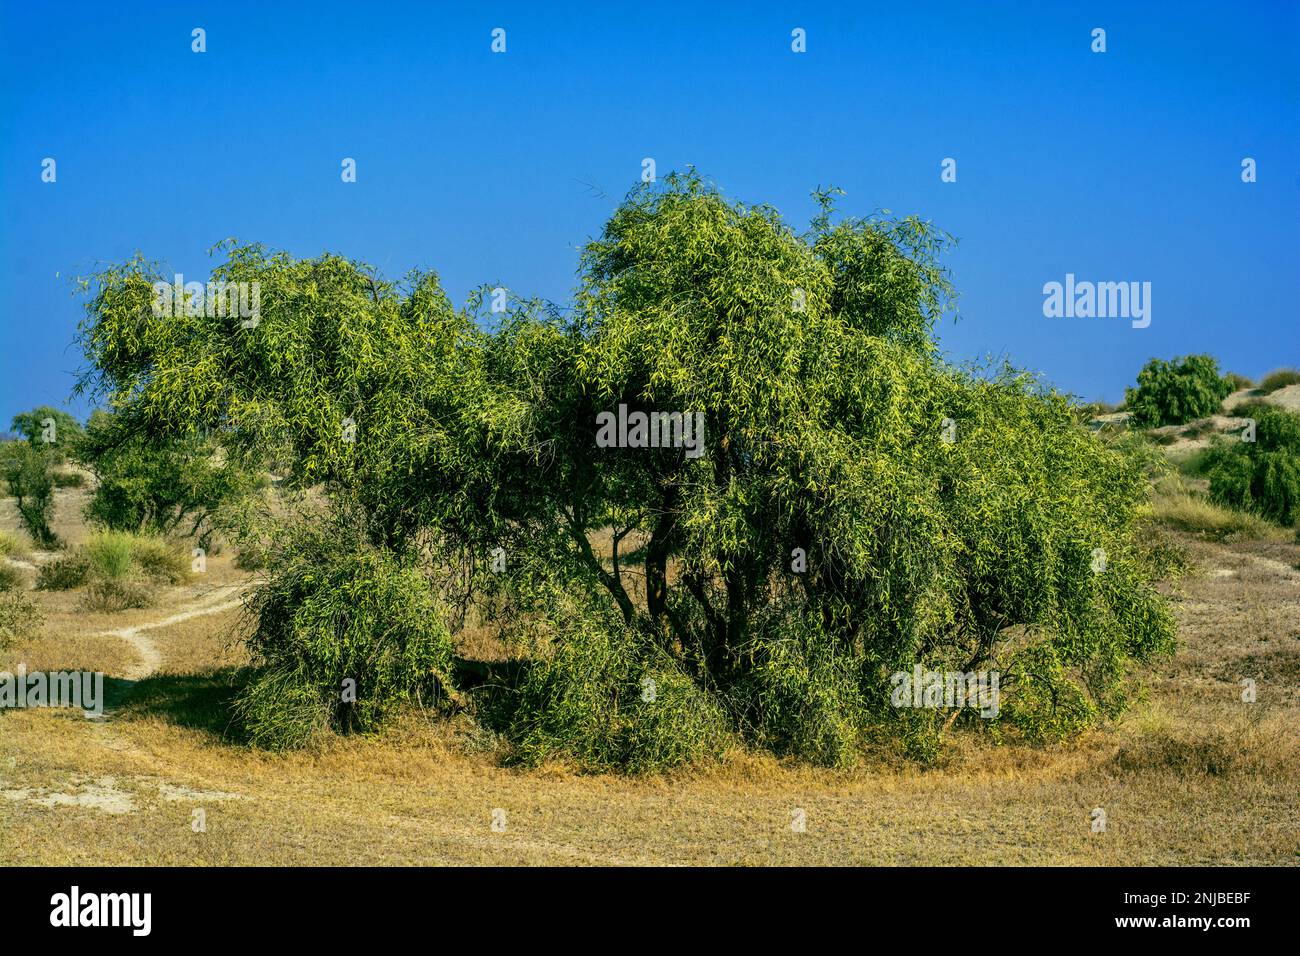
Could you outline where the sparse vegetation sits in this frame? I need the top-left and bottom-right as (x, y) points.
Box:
(1258, 367), (1300, 394)
(1151, 489), (1279, 540)
(30, 531), (189, 608)
(0, 530), (26, 560)
(0, 591), (42, 650)
(0, 561), (24, 592)
(36, 551), (92, 591)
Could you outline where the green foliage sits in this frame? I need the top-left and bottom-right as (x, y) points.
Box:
(131, 536), (190, 584)
(75, 173), (1178, 766)
(1205, 407), (1300, 525)
(505, 603), (732, 772)
(235, 513), (458, 749)
(1258, 368), (1300, 394)
(733, 609), (869, 768)
(80, 409), (261, 547)
(1, 441), (57, 547)
(32, 532), (186, 604)
(86, 530), (135, 579)
(9, 406), (82, 464)
(1223, 372), (1254, 392)
(1124, 355), (1232, 429)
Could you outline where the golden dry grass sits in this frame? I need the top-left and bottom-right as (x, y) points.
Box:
(1, 487), (1297, 866)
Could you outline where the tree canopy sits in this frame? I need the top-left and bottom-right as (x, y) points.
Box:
(74, 172), (1177, 767)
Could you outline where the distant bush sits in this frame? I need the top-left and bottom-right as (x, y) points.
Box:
(131, 537), (190, 584)
(1205, 406), (1300, 526)
(1152, 490), (1278, 540)
(0, 592), (42, 650)
(35, 552), (91, 591)
(0, 562), (24, 592)
(1258, 368), (1300, 394)
(81, 577), (152, 612)
(52, 470), (86, 489)
(1125, 355), (1232, 429)
(0, 531), (26, 560)
(9, 406), (82, 467)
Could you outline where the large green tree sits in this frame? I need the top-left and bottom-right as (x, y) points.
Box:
(74, 174), (1177, 765)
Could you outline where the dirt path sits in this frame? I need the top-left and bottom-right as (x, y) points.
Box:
(96, 585), (245, 681)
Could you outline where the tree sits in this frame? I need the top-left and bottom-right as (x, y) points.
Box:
(1124, 355), (1232, 429)
(1, 441), (57, 547)
(79, 409), (262, 547)
(74, 175), (1177, 766)
(10, 406), (82, 466)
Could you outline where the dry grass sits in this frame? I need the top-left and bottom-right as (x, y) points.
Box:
(1151, 491), (1285, 541)
(1, 487), (1297, 865)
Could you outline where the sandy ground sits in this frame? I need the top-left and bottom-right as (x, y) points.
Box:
(1, 488), (1297, 866)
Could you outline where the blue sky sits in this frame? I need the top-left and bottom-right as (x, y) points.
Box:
(2, 0), (1296, 425)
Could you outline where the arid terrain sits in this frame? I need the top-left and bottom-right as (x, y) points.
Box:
(2, 475), (1297, 866)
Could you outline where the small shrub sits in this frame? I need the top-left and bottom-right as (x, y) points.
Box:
(0, 530), (27, 567)
(131, 536), (190, 584)
(234, 664), (333, 750)
(86, 530), (136, 579)
(235, 518), (459, 749)
(52, 470), (87, 488)
(0, 592), (42, 650)
(81, 577), (152, 612)
(505, 611), (732, 773)
(1125, 354), (1232, 429)
(0, 562), (25, 592)
(0, 531), (24, 558)
(1205, 407), (1300, 526)
(1258, 368), (1300, 394)
(36, 552), (91, 590)
(1223, 372), (1254, 392)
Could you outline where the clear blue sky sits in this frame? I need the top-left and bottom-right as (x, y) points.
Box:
(2, 0), (1296, 426)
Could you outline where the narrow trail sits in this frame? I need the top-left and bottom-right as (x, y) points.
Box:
(95, 584), (245, 682)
